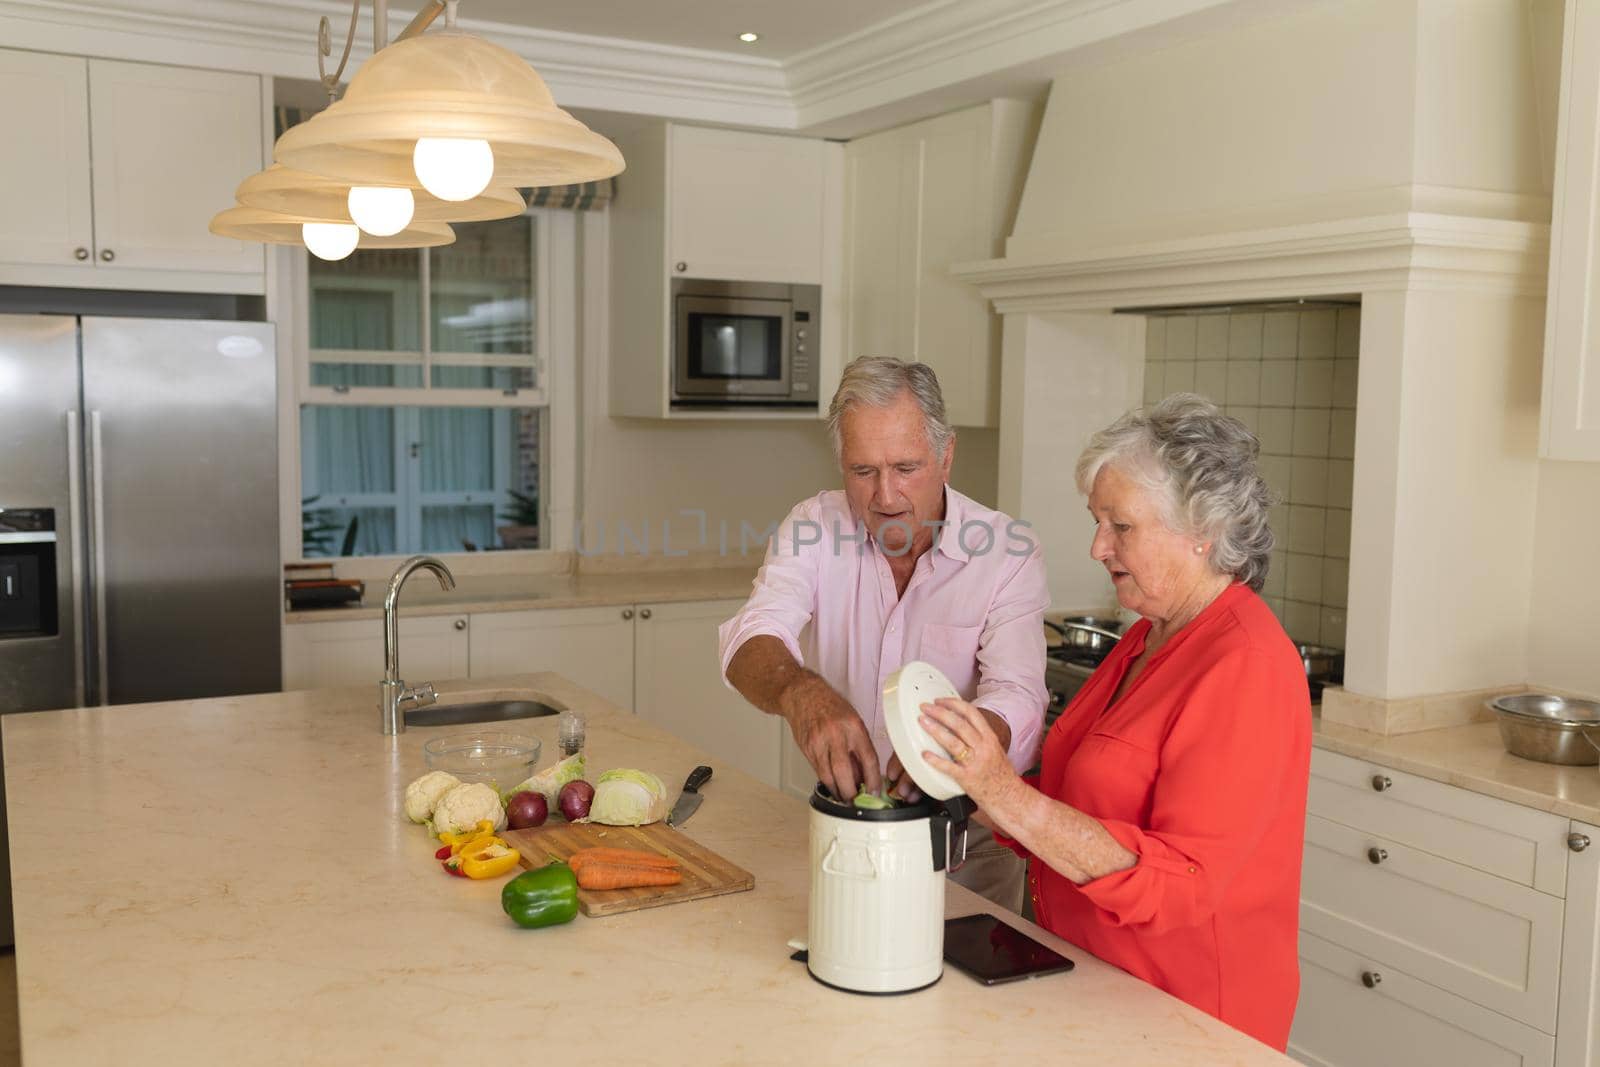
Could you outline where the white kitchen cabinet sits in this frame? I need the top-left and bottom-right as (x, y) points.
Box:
(282, 614), (469, 691)
(1292, 748), (1598, 1067)
(1541, 0), (1600, 460)
(0, 47), (264, 291)
(1292, 931), (1555, 1067)
(668, 125), (826, 285)
(632, 598), (781, 788)
(468, 605), (635, 711)
(0, 49), (93, 272)
(607, 121), (843, 419)
(1556, 821), (1600, 1067)
(843, 100), (1039, 428)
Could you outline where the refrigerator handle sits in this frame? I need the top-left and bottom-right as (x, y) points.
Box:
(90, 410), (109, 706)
(65, 410), (86, 708)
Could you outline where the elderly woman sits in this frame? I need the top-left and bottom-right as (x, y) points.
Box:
(920, 393), (1311, 1050)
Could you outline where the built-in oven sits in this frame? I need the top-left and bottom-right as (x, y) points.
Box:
(0, 508), (58, 641)
(671, 278), (820, 407)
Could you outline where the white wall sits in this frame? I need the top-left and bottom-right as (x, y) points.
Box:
(1527, 462), (1600, 696)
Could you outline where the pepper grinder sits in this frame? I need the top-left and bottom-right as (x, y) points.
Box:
(558, 709), (586, 757)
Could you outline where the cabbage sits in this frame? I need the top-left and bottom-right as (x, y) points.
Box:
(586, 768), (669, 826)
(507, 753), (586, 806)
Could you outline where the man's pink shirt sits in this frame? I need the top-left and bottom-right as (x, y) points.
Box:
(717, 486), (1050, 773)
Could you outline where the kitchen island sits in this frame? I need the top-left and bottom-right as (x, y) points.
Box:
(3, 674), (1292, 1065)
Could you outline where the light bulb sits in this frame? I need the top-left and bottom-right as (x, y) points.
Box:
(347, 186), (415, 236)
(301, 222), (360, 261)
(412, 137), (494, 202)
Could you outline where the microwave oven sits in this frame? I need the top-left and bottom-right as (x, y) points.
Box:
(671, 279), (820, 407)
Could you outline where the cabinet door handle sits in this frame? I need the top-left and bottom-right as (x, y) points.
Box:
(1361, 971), (1382, 989)
(1371, 774), (1392, 792)
(621, 608), (634, 620)
(74, 247), (89, 261)
(1367, 847), (1388, 865)
(1570, 833), (1591, 853)
(639, 608), (652, 620)
(100, 248), (115, 262)
(453, 618), (466, 631)
(674, 261), (687, 272)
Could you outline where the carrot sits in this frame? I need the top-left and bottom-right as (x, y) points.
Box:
(567, 847), (679, 871)
(575, 862), (684, 891)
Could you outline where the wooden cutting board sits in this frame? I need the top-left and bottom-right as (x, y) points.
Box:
(502, 822), (754, 917)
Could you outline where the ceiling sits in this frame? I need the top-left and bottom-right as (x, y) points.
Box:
(455, 0), (934, 61)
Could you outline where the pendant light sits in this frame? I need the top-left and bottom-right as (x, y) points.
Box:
(274, 28), (624, 193)
(210, 207), (456, 256)
(233, 164), (526, 227)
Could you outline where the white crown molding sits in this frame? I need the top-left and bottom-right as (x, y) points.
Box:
(953, 214), (1552, 313)
(0, 0), (793, 127)
(785, 0), (1237, 129)
(0, 0), (1259, 134)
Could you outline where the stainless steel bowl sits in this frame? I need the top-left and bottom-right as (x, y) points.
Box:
(1045, 616), (1124, 657)
(1487, 694), (1600, 766)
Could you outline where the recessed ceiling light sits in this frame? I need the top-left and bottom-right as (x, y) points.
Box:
(738, 32), (760, 43)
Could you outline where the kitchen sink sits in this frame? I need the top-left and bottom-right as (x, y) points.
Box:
(406, 699), (564, 728)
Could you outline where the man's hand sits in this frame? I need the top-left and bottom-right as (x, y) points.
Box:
(780, 673), (883, 801)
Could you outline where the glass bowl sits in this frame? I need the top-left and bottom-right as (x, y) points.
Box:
(423, 731), (541, 791)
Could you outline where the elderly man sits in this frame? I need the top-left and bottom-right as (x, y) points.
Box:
(718, 356), (1049, 910)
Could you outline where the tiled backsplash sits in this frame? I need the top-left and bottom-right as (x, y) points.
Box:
(1142, 306), (1358, 649)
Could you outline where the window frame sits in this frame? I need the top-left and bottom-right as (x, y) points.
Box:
(281, 206), (578, 562)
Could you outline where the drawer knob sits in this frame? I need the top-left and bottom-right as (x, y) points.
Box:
(1361, 970), (1382, 989)
(100, 248), (115, 262)
(1371, 774), (1392, 792)
(74, 246), (89, 261)
(675, 261), (687, 273)
(621, 608), (634, 620)
(640, 608), (652, 620)
(1367, 847), (1388, 865)
(453, 618), (466, 631)
(1570, 833), (1591, 853)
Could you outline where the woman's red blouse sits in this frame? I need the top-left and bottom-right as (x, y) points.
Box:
(1012, 582), (1311, 1049)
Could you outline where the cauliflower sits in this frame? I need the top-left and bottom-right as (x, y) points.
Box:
(403, 771), (462, 825)
(429, 782), (507, 836)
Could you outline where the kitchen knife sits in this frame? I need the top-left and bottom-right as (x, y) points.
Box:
(666, 765), (713, 827)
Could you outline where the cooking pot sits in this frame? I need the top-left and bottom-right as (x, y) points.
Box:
(1044, 616), (1123, 658)
(805, 661), (974, 994)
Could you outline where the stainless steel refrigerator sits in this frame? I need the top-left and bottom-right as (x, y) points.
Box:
(0, 313), (281, 944)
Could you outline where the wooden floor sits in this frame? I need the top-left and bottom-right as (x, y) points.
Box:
(0, 950), (18, 1067)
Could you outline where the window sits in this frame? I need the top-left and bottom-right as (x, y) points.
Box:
(292, 209), (576, 559)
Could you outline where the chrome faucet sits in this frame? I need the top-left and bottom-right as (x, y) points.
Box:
(380, 554), (456, 735)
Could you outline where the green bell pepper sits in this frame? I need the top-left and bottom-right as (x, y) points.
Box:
(501, 863), (579, 929)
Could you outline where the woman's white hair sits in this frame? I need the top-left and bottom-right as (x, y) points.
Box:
(1074, 393), (1275, 591)
(826, 356), (954, 460)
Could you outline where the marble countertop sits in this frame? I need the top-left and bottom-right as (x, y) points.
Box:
(3, 674), (1292, 1066)
(285, 567), (759, 623)
(1314, 715), (1600, 822)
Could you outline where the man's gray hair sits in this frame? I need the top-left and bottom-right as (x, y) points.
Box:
(1074, 393), (1275, 591)
(826, 356), (955, 460)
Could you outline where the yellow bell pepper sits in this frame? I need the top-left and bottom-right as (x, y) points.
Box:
(437, 819), (497, 847)
(461, 843), (522, 880)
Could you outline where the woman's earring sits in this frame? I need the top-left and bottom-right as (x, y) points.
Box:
(1194, 544), (1205, 555)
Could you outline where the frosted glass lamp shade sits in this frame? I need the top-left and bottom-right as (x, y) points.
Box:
(274, 30), (624, 188)
(347, 186), (416, 235)
(237, 163), (524, 223)
(412, 138), (494, 201)
(301, 223), (361, 260)
(209, 206), (456, 249)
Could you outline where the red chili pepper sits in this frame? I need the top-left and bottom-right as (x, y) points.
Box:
(443, 861), (468, 877)
(435, 844), (453, 860)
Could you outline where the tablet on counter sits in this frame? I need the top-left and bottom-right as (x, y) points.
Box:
(943, 913), (1076, 986)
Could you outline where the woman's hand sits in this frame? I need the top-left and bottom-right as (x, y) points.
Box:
(919, 697), (1019, 813)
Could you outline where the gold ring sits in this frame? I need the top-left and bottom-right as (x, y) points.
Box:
(956, 746), (972, 764)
